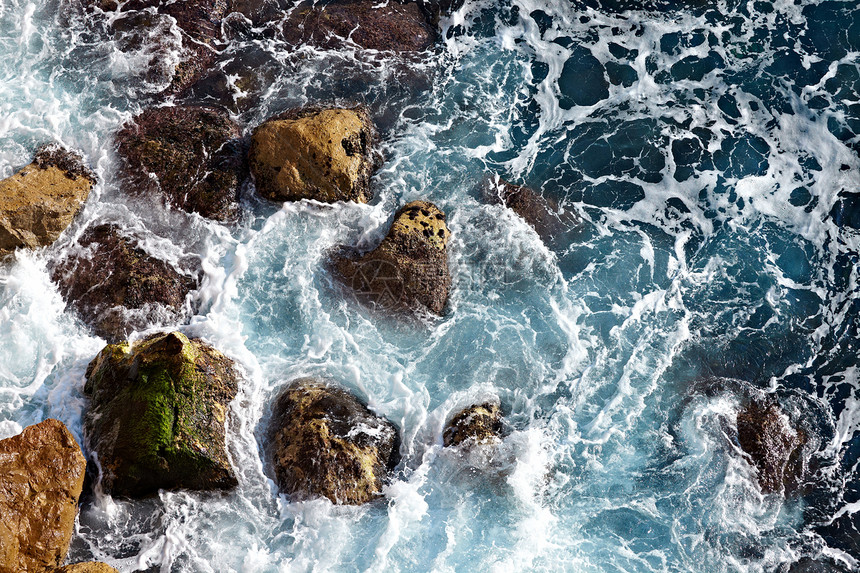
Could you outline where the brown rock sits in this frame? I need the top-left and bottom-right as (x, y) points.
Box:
(282, 0), (436, 52)
(0, 419), (86, 573)
(53, 563), (119, 573)
(267, 378), (399, 505)
(482, 175), (578, 243)
(0, 144), (95, 258)
(84, 331), (239, 498)
(50, 224), (199, 342)
(249, 106), (378, 204)
(115, 105), (243, 222)
(443, 402), (503, 448)
(332, 200), (451, 314)
(737, 400), (807, 494)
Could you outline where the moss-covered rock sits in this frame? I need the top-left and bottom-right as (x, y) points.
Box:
(443, 402), (503, 448)
(737, 400), (807, 495)
(0, 419), (86, 572)
(115, 105), (244, 222)
(0, 144), (95, 258)
(84, 331), (239, 498)
(482, 175), (579, 244)
(249, 106), (379, 204)
(53, 563), (119, 573)
(331, 200), (451, 314)
(267, 378), (399, 505)
(50, 224), (199, 342)
(281, 0), (437, 52)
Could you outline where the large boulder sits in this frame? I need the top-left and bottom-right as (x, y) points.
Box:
(0, 144), (95, 258)
(0, 419), (86, 573)
(115, 105), (243, 222)
(267, 378), (399, 505)
(332, 200), (451, 314)
(54, 563), (119, 573)
(482, 176), (578, 244)
(84, 331), (239, 498)
(281, 0), (437, 52)
(50, 224), (199, 342)
(443, 402), (503, 448)
(737, 400), (807, 495)
(249, 106), (379, 204)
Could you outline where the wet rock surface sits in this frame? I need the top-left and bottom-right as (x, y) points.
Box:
(0, 144), (95, 258)
(249, 106), (378, 204)
(53, 563), (120, 573)
(443, 402), (503, 448)
(50, 224), (199, 342)
(84, 331), (239, 498)
(332, 200), (451, 315)
(0, 419), (87, 573)
(267, 378), (399, 505)
(281, 0), (437, 52)
(115, 105), (243, 222)
(482, 176), (578, 243)
(737, 400), (807, 495)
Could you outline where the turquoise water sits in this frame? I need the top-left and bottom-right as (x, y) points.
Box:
(1, 0), (859, 571)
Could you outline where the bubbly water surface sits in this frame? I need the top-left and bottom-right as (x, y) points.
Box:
(1, 0), (860, 571)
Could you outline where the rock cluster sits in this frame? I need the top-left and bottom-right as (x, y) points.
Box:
(84, 331), (239, 498)
(267, 378), (399, 505)
(0, 144), (95, 258)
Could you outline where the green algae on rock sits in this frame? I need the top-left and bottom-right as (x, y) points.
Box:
(249, 106), (379, 204)
(267, 378), (399, 505)
(331, 200), (451, 315)
(84, 331), (239, 498)
(443, 402), (504, 448)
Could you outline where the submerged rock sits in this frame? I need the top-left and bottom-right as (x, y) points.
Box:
(332, 200), (451, 315)
(0, 144), (95, 259)
(0, 419), (86, 572)
(267, 378), (399, 505)
(50, 224), (199, 342)
(115, 105), (243, 222)
(443, 402), (503, 448)
(281, 0), (436, 52)
(84, 331), (239, 498)
(54, 563), (120, 573)
(737, 400), (807, 495)
(249, 106), (379, 204)
(482, 175), (578, 242)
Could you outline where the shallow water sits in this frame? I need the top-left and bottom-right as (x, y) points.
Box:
(1, 0), (860, 571)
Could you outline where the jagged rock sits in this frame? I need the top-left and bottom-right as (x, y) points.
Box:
(0, 144), (95, 258)
(737, 400), (807, 494)
(115, 106), (243, 222)
(267, 378), (399, 505)
(281, 0), (436, 52)
(332, 200), (451, 314)
(53, 563), (119, 573)
(0, 419), (86, 573)
(84, 331), (239, 498)
(443, 402), (503, 448)
(249, 106), (378, 204)
(482, 176), (578, 243)
(50, 224), (198, 342)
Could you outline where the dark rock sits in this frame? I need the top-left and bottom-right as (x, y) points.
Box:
(267, 378), (399, 505)
(115, 106), (243, 222)
(443, 402), (503, 448)
(0, 419), (86, 572)
(0, 144), (95, 258)
(83, 331), (239, 498)
(249, 106), (379, 204)
(481, 175), (578, 243)
(331, 200), (451, 315)
(282, 0), (436, 52)
(737, 400), (807, 495)
(50, 224), (199, 342)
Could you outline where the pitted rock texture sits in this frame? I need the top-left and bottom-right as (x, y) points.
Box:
(84, 331), (239, 498)
(54, 563), (120, 573)
(443, 402), (503, 448)
(115, 105), (243, 222)
(332, 200), (451, 314)
(267, 378), (399, 505)
(249, 106), (378, 204)
(50, 224), (199, 342)
(0, 419), (86, 573)
(0, 144), (94, 258)
(737, 400), (807, 495)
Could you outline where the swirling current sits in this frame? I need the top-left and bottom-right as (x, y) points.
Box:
(1, 0), (859, 571)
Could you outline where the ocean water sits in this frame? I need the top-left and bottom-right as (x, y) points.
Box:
(1, 0), (859, 571)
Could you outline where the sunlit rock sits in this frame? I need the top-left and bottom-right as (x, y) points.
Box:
(443, 402), (503, 448)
